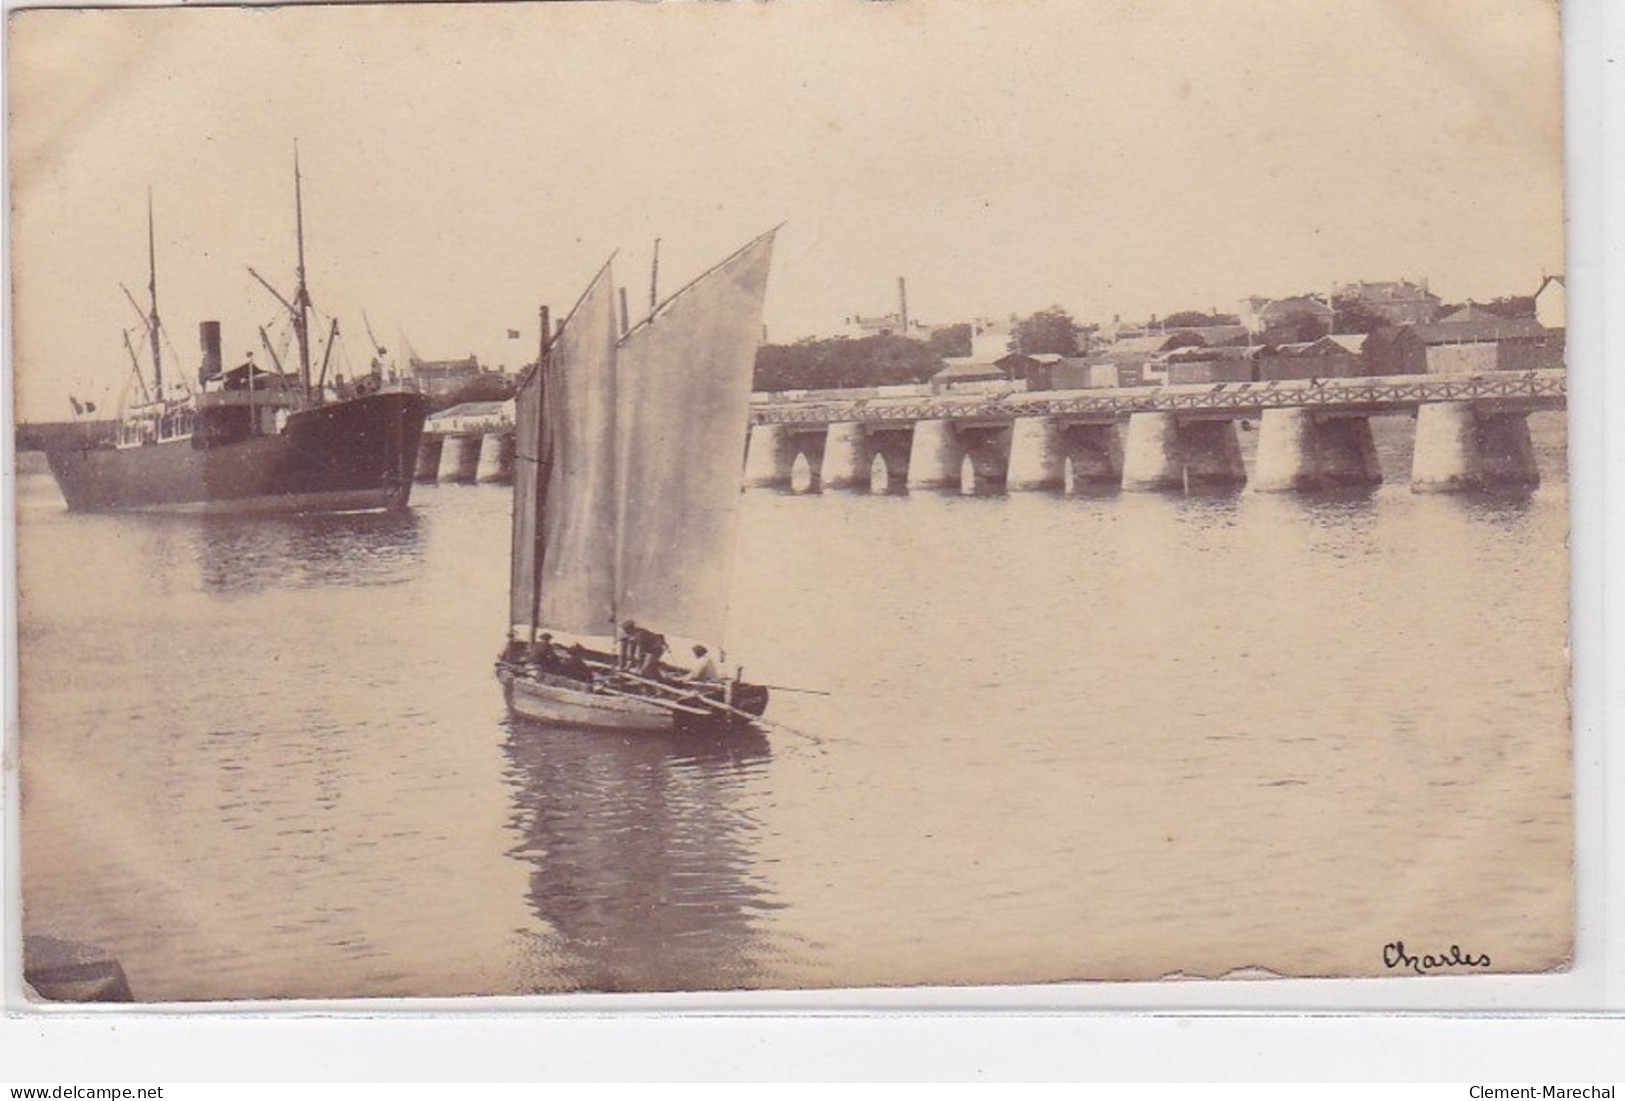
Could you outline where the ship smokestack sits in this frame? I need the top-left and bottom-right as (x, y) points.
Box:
(199, 320), (223, 383)
(898, 276), (909, 337)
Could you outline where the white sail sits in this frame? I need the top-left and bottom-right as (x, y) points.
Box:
(511, 262), (620, 637)
(537, 263), (622, 636)
(612, 230), (776, 645)
(508, 348), (545, 631)
(512, 231), (776, 652)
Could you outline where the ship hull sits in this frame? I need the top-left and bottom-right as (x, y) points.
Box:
(45, 392), (428, 514)
(498, 665), (768, 735)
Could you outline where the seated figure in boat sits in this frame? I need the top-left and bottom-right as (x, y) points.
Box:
(501, 632), (527, 665)
(561, 643), (595, 684)
(684, 644), (720, 683)
(528, 633), (560, 672)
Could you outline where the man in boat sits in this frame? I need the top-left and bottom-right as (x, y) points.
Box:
(618, 618), (668, 677)
(634, 632), (667, 680)
(501, 632), (527, 665)
(561, 643), (594, 683)
(684, 644), (720, 683)
(616, 619), (638, 668)
(528, 633), (560, 672)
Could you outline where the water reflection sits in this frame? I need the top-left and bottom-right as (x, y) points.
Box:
(500, 719), (779, 993)
(1172, 489), (1243, 520)
(1455, 489), (1542, 522)
(198, 509), (426, 591)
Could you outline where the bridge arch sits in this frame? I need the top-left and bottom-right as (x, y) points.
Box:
(746, 424), (826, 492)
(869, 453), (890, 493)
(790, 452), (818, 494)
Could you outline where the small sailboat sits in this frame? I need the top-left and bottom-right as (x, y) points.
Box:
(497, 229), (777, 734)
(45, 158), (428, 514)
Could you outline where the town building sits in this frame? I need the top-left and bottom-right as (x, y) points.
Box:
(1534, 275), (1566, 330)
(1331, 279), (1441, 326)
(843, 312), (938, 340)
(930, 357), (1016, 395)
(1164, 345), (1255, 385)
(409, 355), (484, 398)
(423, 399), (513, 435)
(1360, 315), (1562, 376)
(969, 318), (1015, 361)
(1255, 336), (1363, 382)
(844, 276), (938, 341)
(1240, 295), (1335, 339)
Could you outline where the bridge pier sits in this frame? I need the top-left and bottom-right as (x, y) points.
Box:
(821, 423), (878, 491)
(1411, 402), (1539, 493)
(1121, 413), (1182, 491)
(1475, 412), (1540, 490)
(1253, 409), (1382, 492)
(414, 437), (444, 483)
(1063, 423), (1123, 490)
(964, 438), (1009, 492)
(744, 424), (796, 489)
(868, 429), (913, 493)
(907, 419), (965, 490)
(437, 435), (481, 484)
(1180, 421), (1246, 490)
(1007, 417), (1066, 491)
(790, 429), (826, 493)
(1122, 413), (1245, 492)
(476, 432), (515, 483)
(955, 427), (1011, 493)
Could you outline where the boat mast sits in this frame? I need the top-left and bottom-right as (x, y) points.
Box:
(527, 303), (551, 645)
(146, 189), (164, 399)
(292, 146), (314, 400)
(648, 238), (661, 320)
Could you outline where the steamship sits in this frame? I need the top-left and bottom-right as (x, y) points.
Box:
(45, 166), (428, 515)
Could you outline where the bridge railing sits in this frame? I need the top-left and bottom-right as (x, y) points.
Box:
(749, 370), (1567, 426)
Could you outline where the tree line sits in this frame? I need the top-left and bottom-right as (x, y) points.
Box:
(752, 325), (973, 392)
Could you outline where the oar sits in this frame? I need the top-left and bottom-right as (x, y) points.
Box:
(601, 670), (689, 696)
(757, 683), (831, 696)
(692, 693), (826, 747)
(612, 669), (826, 747)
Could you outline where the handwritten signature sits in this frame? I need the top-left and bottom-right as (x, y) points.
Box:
(1383, 941), (1491, 974)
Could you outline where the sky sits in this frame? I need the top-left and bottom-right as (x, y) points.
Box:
(8, 0), (1564, 421)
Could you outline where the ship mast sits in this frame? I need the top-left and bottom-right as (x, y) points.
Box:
(146, 189), (163, 399)
(292, 146), (313, 400)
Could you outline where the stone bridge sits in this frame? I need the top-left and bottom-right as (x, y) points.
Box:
(744, 371), (1567, 494)
(416, 401), (514, 484)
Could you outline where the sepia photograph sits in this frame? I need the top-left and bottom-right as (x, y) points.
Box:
(8, 0), (1574, 1004)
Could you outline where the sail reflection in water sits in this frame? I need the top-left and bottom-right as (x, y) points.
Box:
(500, 720), (784, 993)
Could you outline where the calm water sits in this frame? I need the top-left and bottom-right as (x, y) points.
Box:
(16, 414), (1572, 999)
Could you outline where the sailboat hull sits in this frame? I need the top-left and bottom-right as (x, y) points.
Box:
(498, 665), (768, 735)
(45, 392), (428, 514)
